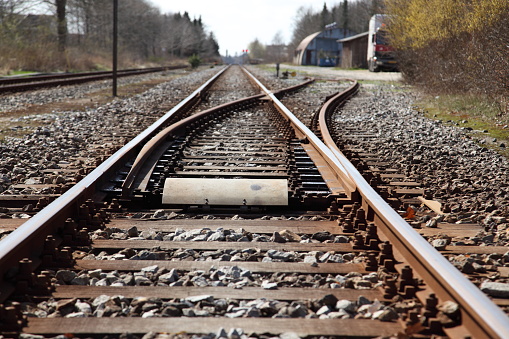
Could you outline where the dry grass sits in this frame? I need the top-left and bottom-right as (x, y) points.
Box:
(0, 41), (166, 74)
(417, 93), (509, 158)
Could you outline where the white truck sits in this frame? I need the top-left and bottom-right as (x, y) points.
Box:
(367, 14), (398, 72)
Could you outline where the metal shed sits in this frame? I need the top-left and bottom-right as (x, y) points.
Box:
(338, 32), (369, 69)
(294, 26), (354, 66)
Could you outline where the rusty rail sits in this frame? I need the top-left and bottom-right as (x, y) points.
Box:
(0, 66), (228, 302)
(0, 66), (187, 93)
(318, 83), (509, 339)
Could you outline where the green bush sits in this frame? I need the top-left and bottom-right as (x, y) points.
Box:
(188, 54), (201, 68)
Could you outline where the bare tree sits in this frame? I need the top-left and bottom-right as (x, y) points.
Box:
(320, 2), (331, 28)
(248, 38), (266, 60)
(290, 6), (321, 47)
(267, 31), (286, 63)
(55, 0), (67, 51)
(0, 0), (36, 37)
(39, 0), (68, 51)
(0, 0), (221, 71)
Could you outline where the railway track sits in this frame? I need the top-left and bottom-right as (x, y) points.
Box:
(0, 65), (507, 338)
(0, 66), (187, 93)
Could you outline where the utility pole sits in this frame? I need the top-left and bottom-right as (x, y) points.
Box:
(112, 0), (118, 96)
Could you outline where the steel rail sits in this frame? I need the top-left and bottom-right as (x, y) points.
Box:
(0, 66), (185, 85)
(240, 67), (357, 196)
(318, 85), (509, 338)
(0, 65), (228, 303)
(0, 66), (187, 93)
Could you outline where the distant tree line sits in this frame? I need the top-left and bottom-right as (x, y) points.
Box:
(0, 0), (220, 72)
(248, 0), (382, 63)
(385, 0), (508, 109)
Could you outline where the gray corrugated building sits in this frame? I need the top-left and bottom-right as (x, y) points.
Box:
(294, 26), (354, 66)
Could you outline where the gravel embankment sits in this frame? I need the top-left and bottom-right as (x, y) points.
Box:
(0, 67), (221, 199)
(331, 85), (509, 245)
(328, 85), (509, 298)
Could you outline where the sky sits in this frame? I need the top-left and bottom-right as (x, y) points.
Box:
(148, 0), (334, 56)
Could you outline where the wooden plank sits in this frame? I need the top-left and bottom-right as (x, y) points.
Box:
(357, 153), (378, 157)
(183, 155), (285, 161)
(174, 171), (288, 177)
(389, 181), (421, 187)
(163, 178), (288, 206)
(182, 165), (287, 171)
(370, 168), (399, 173)
(75, 260), (365, 274)
(498, 267), (509, 278)
(492, 298), (509, 307)
(418, 197), (443, 214)
(41, 169), (79, 174)
(0, 195), (59, 208)
(190, 142), (286, 147)
(106, 219), (344, 235)
(54, 285), (384, 300)
(379, 173), (406, 179)
(393, 188), (424, 196)
(197, 136), (286, 141)
(0, 219), (26, 230)
(25, 318), (402, 336)
(366, 162), (390, 167)
(11, 184), (61, 189)
(440, 246), (509, 255)
(183, 159), (287, 165)
(184, 150), (286, 155)
(93, 240), (353, 252)
(350, 134), (377, 138)
(415, 223), (481, 238)
(0, 195), (59, 200)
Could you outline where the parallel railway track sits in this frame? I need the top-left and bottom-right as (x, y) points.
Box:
(0, 66), (187, 93)
(0, 65), (507, 338)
